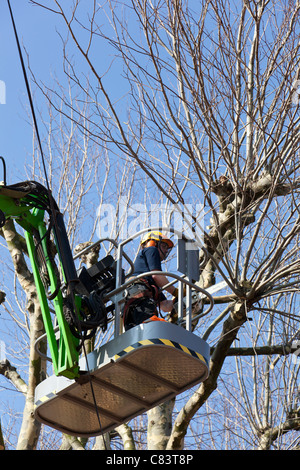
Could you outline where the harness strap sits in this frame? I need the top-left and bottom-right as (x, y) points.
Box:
(141, 277), (160, 301)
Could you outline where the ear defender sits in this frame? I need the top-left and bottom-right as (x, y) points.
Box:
(146, 240), (157, 247)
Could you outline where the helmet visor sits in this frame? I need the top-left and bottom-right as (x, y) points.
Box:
(158, 240), (173, 259)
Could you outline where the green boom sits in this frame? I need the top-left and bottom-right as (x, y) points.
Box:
(0, 183), (80, 379)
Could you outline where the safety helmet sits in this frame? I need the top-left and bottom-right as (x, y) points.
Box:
(140, 231), (174, 249)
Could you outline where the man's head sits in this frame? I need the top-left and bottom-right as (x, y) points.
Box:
(141, 231), (174, 260)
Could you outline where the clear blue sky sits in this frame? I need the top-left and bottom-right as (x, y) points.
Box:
(0, 1), (63, 182)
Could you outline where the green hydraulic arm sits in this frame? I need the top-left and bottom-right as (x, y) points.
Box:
(3, 0), (119, 382)
(0, 180), (111, 380)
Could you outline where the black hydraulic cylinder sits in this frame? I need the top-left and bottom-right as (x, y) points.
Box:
(52, 211), (78, 286)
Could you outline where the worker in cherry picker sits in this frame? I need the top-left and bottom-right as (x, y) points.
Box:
(123, 231), (179, 331)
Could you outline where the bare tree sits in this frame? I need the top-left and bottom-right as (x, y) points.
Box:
(0, 88), (139, 449)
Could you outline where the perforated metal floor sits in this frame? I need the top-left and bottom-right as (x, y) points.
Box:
(34, 322), (210, 437)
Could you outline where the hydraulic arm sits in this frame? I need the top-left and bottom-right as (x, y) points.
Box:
(0, 178), (116, 379)
(2, 2), (118, 381)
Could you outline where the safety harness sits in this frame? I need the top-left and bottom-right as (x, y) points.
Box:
(123, 277), (161, 328)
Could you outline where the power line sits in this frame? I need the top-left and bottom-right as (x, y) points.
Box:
(6, 0), (107, 447)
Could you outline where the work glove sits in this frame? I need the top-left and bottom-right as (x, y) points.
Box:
(166, 307), (178, 324)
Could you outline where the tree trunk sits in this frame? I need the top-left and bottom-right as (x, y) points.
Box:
(147, 399), (175, 450)
(0, 419), (5, 450)
(2, 220), (46, 449)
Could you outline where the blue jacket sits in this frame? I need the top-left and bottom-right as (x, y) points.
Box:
(133, 246), (166, 301)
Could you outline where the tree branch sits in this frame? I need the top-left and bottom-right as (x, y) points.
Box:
(217, 343), (298, 357)
(0, 359), (28, 395)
